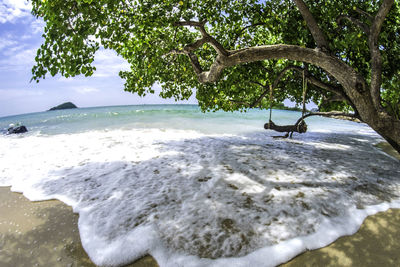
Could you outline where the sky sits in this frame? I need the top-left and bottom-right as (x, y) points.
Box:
(0, 0), (198, 118)
(0, 1), (313, 118)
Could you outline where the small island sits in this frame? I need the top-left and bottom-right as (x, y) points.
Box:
(48, 102), (78, 111)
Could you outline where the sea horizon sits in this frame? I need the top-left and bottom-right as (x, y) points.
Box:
(0, 103), (201, 120)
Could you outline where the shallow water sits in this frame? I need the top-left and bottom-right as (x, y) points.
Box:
(0, 105), (399, 267)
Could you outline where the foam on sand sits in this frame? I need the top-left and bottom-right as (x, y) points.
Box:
(0, 127), (399, 266)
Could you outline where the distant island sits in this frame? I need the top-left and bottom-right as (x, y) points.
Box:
(48, 102), (78, 111)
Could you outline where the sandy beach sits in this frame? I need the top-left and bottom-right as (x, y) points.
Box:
(0, 186), (157, 267)
(1, 144), (399, 267)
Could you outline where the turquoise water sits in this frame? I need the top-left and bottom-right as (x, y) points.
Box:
(0, 104), (361, 135)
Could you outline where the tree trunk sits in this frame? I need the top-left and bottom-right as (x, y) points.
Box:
(365, 112), (400, 154)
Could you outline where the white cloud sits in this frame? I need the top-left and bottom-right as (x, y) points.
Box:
(0, 25), (39, 71)
(0, 88), (43, 100)
(31, 19), (44, 34)
(92, 49), (130, 78)
(58, 76), (76, 82)
(13, 47), (36, 62)
(0, 47), (37, 71)
(73, 86), (100, 94)
(0, 0), (32, 23)
(0, 36), (17, 50)
(3, 44), (27, 55)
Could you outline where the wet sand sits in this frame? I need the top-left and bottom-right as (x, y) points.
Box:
(2, 187), (400, 267)
(280, 208), (400, 266)
(0, 143), (399, 267)
(375, 142), (400, 160)
(0, 187), (157, 267)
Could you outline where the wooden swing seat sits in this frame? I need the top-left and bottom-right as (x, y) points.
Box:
(264, 119), (307, 138)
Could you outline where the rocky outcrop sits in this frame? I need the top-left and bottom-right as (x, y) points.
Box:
(48, 102), (78, 111)
(7, 125), (28, 134)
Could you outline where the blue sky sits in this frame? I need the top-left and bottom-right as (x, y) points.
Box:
(0, 1), (313, 118)
(0, 0), (197, 117)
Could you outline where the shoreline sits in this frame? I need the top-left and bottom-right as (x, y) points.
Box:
(1, 142), (399, 267)
(0, 186), (157, 267)
(374, 142), (400, 160)
(1, 186), (400, 267)
(280, 208), (400, 266)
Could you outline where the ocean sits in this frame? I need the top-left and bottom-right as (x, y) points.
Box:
(0, 104), (399, 266)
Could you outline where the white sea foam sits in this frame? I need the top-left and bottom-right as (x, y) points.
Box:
(0, 126), (399, 267)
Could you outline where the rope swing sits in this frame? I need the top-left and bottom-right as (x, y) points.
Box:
(267, 84), (273, 129)
(264, 70), (308, 138)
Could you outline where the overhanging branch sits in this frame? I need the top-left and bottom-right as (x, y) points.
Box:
(172, 22), (367, 113)
(322, 95), (347, 103)
(336, 15), (370, 34)
(174, 20), (229, 57)
(231, 22), (267, 47)
(250, 65), (301, 108)
(173, 20), (207, 28)
(354, 7), (373, 20)
(369, 0), (394, 111)
(250, 65), (350, 108)
(292, 0), (330, 51)
(249, 80), (269, 108)
(188, 52), (203, 74)
(295, 111), (361, 125)
(168, 37), (208, 55)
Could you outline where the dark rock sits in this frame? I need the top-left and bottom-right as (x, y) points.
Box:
(48, 102), (78, 111)
(7, 126), (28, 134)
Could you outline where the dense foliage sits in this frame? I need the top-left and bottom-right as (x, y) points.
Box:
(30, 0), (399, 119)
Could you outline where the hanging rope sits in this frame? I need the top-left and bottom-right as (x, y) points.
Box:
(264, 68), (308, 138)
(297, 70), (308, 133)
(301, 70), (307, 118)
(268, 84), (273, 128)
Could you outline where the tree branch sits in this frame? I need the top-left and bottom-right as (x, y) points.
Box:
(369, 0), (394, 110)
(183, 38), (209, 53)
(204, 45), (365, 92)
(249, 80), (269, 108)
(188, 52), (203, 74)
(272, 65), (300, 89)
(168, 37), (208, 55)
(306, 75), (341, 95)
(168, 20), (232, 76)
(336, 15), (370, 34)
(354, 7), (373, 21)
(295, 111), (361, 125)
(250, 65), (304, 108)
(231, 22), (267, 47)
(250, 80), (268, 89)
(249, 65), (349, 108)
(306, 73), (358, 112)
(292, 0), (330, 51)
(174, 20), (207, 27)
(174, 20), (229, 57)
(322, 95), (347, 103)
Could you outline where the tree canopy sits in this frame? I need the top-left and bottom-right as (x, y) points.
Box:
(30, 0), (400, 152)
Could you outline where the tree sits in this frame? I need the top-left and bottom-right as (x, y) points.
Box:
(30, 0), (400, 153)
